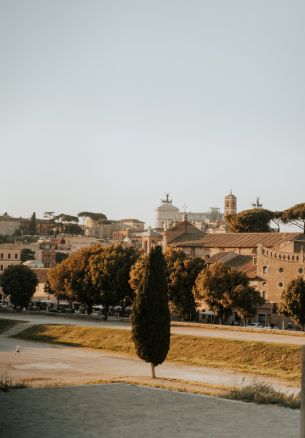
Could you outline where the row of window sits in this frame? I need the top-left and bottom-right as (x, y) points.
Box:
(263, 249), (301, 262)
(0, 253), (19, 260)
(263, 266), (304, 274)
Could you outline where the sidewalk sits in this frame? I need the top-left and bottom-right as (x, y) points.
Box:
(0, 384), (299, 438)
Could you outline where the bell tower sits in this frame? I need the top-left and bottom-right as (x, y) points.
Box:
(224, 191), (237, 217)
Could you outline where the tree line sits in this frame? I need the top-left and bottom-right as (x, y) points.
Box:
(44, 244), (264, 323)
(226, 202), (305, 233)
(1, 244), (305, 332)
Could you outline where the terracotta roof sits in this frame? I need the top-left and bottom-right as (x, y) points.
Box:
(171, 232), (303, 248)
(31, 268), (49, 283)
(166, 221), (204, 243)
(207, 252), (258, 279)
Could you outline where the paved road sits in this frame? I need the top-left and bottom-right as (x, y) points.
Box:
(0, 384), (299, 438)
(0, 321), (299, 393)
(1, 312), (305, 345)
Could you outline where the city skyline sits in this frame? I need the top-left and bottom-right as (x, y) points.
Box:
(1, 1), (304, 227)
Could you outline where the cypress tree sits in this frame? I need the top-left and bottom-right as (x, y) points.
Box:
(29, 212), (37, 235)
(131, 245), (170, 378)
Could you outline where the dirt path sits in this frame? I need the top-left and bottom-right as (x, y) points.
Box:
(0, 322), (299, 394)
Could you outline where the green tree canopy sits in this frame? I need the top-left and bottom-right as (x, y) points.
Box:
(234, 284), (265, 323)
(280, 277), (305, 330)
(55, 252), (68, 264)
(20, 248), (35, 262)
(1, 265), (38, 309)
(281, 203), (305, 233)
(78, 212), (107, 222)
(194, 262), (249, 323)
(89, 245), (139, 318)
(48, 245), (104, 311)
(165, 249), (205, 321)
(47, 259), (73, 302)
(129, 253), (147, 293)
(131, 246), (170, 378)
(29, 212), (37, 235)
(225, 208), (276, 233)
(55, 214), (82, 235)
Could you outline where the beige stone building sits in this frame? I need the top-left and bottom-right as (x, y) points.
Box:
(118, 219), (145, 231)
(141, 227), (163, 253)
(165, 216), (305, 325)
(0, 213), (49, 237)
(0, 245), (22, 272)
(0, 215), (21, 236)
(155, 194), (224, 230)
(85, 217), (145, 240)
(256, 239), (305, 305)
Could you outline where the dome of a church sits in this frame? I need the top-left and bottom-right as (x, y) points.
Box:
(157, 203), (179, 211)
(156, 193), (179, 211)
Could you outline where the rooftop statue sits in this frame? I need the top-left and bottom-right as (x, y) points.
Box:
(161, 193), (172, 204)
(251, 197), (263, 209)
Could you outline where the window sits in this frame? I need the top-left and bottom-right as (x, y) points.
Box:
(0, 265), (3, 271)
(279, 267), (284, 273)
(0, 253), (3, 259)
(299, 268), (304, 274)
(263, 266), (268, 274)
(15, 253), (18, 259)
(8, 254), (11, 259)
(279, 282), (283, 287)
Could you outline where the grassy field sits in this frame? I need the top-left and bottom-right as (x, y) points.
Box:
(15, 324), (301, 382)
(0, 318), (26, 333)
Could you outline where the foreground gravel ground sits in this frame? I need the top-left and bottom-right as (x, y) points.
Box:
(0, 384), (300, 438)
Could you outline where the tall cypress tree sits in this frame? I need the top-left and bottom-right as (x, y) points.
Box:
(29, 212), (37, 235)
(131, 245), (170, 378)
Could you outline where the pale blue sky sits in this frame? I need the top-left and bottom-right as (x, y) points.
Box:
(0, 0), (304, 226)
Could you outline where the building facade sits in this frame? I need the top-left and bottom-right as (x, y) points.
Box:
(0, 245), (22, 272)
(155, 193), (224, 230)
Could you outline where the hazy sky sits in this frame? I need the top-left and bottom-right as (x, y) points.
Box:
(0, 0), (304, 226)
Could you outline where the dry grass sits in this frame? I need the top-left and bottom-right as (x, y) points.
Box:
(0, 318), (27, 333)
(87, 377), (300, 409)
(15, 324), (301, 382)
(87, 376), (229, 397)
(172, 321), (305, 337)
(224, 382), (300, 409)
(0, 369), (28, 392)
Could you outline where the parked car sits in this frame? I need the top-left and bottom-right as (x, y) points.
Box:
(248, 322), (263, 328)
(29, 304), (41, 311)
